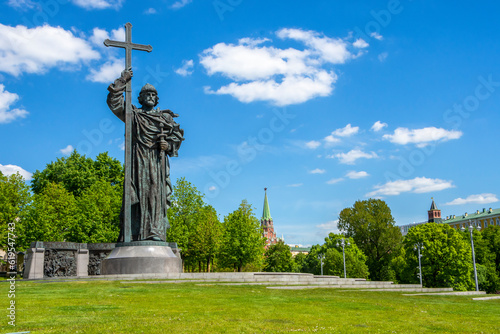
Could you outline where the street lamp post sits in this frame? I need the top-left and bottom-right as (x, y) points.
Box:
(461, 220), (481, 291)
(413, 243), (424, 287)
(336, 238), (350, 278)
(318, 253), (324, 276)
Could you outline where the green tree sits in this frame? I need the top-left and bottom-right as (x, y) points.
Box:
(166, 177), (205, 268)
(338, 199), (402, 281)
(220, 200), (265, 272)
(18, 183), (78, 249)
(31, 150), (123, 197)
(70, 179), (122, 243)
(189, 205), (223, 272)
(323, 234), (369, 279)
(301, 234), (369, 278)
(264, 240), (294, 272)
(0, 171), (31, 251)
(469, 226), (500, 293)
(293, 252), (307, 273)
(302, 244), (323, 275)
(403, 223), (474, 291)
(480, 226), (500, 274)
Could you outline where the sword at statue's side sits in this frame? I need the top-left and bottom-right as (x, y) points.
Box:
(103, 22), (152, 243)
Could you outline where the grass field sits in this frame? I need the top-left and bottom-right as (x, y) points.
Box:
(2, 279), (499, 333)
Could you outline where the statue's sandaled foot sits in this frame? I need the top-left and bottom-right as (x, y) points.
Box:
(147, 236), (162, 241)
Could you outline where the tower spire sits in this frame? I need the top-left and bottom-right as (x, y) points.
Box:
(428, 197), (442, 223)
(262, 188), (272, 220)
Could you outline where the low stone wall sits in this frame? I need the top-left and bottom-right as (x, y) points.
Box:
(24, 242), (116, 279)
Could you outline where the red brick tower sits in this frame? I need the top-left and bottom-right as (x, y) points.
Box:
(428, 197), (442, 223)
(261, 188), (278, 248)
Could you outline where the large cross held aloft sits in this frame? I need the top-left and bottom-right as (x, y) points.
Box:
(104, 23), (153, 243)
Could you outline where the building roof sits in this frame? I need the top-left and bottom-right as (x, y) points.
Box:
(262, 188), (272, 220)
(443, 208), (500, 224)
(430, 198), (439, 211)
(290, 246), (311, 252)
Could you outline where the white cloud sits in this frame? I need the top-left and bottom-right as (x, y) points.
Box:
(71, 0), (124, 10)
(353, 38), (369, 48)
(323, 124), (359, 146)
(370, 32), (383, 40)
(0, 84), (28, 124)
(277, 28), (353, 64)
(0, 164), (32, 180)
(200, 28), (364, 106)
(60, 145), (74, 155)
(367, 177), (454, 197)
(445, 193), (499, 206)
(205, 70), (336, 106)
(309, 168), (326, 174)
(371, 120), (387, 132)
(7, 0), (36, 9)
(171, 0), (192, 9)
(288, 183), (303, 187)
(87, 57), (124, 83)
(329, 149), (378, 165)
(324, 134), (341, 145)
(383, 127), (462, 147)
(208, 185), (217, 192)
(378, 52), (388, 62)
(111, 27), (125, 41)
(332, 124), (359, 137)
(327, 178), (344, 185)
(316, 220), (339, 232)
(144, 8), (157, 14)
(175, 59), (194, 76)
(0, 24), (100, 76)
(346, 171), (369, 179)
(305, 140), (321, 149)
(89, 27), (125, 47)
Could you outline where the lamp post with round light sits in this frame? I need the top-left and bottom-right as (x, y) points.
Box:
(461, 220), (481, 291)
(318, 253), (324, 276)
(414, 242), (424, 287)
(336, 238), (350, 279)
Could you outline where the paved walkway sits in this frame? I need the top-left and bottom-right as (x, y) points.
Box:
(402, 291), (486, 296)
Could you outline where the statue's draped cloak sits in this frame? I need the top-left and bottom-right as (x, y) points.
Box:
(107, 80), (184, 241)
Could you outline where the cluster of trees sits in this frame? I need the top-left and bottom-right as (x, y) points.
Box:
(0, 151), (266, 272)
(166, 178), (265, 272)
(261, 198), (500, 293)
(268, 199), (500, 293)
(1, 151), (500, 292)
(1, 151), (123, 252)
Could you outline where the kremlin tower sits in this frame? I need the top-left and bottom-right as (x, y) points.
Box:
(261, 188), (278, 248)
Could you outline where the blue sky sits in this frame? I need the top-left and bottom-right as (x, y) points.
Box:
(1, 0), (500, 246)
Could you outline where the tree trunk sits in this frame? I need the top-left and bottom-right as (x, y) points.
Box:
(198, 261), (202, 272)
(207, 258), (211, 272)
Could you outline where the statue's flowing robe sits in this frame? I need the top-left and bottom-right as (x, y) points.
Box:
(107, 80), (184, 242)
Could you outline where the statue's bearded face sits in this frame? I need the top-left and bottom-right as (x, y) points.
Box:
(139, 91), (158, 108)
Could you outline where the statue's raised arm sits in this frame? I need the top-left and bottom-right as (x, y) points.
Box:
(107, 68), (133, 122)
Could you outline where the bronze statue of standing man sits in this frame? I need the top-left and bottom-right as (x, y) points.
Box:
(107, 69), (184, 242)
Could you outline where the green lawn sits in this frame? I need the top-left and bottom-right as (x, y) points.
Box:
(2, 279), (499, 333)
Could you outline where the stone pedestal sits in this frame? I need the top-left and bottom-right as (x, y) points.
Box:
(101, 242), (182, 275)
(24, 247), (45, 279)
(76, 249), (89, 277)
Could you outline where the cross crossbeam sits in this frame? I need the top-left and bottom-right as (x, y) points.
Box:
(103, 22), (153, 243)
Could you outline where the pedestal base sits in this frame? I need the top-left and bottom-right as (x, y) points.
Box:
(101, 245), (182, 275)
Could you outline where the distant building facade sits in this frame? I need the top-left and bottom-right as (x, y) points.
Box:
(290, 246), (311, 256)
(261, 188), (280, 248)
(400, 198), (500, 236)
